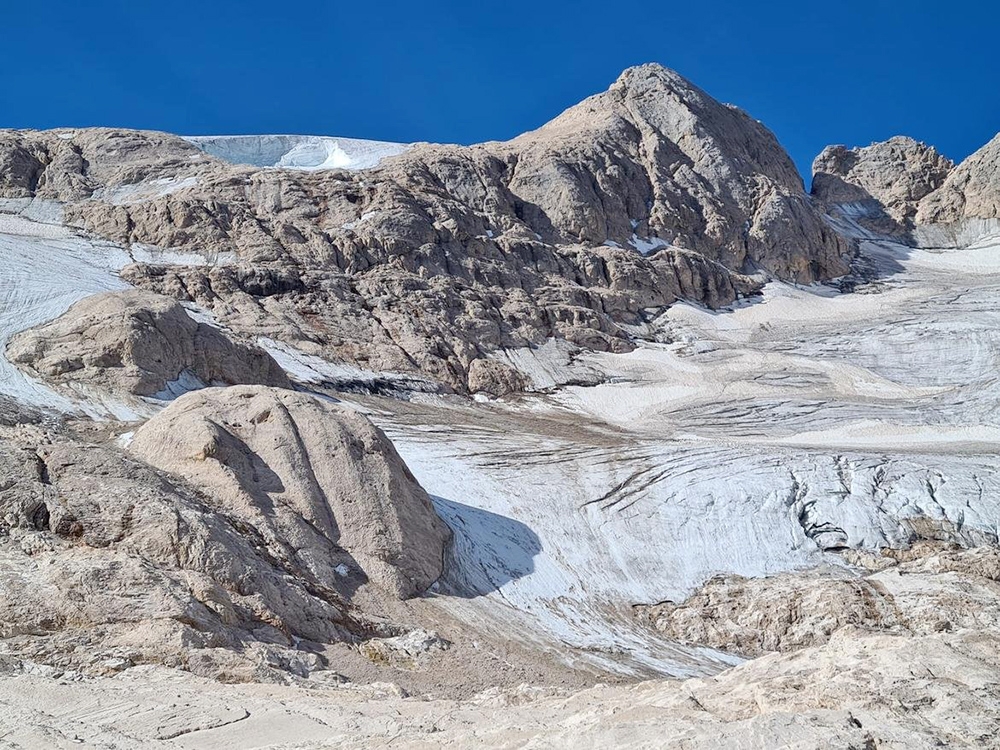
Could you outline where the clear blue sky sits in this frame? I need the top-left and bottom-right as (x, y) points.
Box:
(2, 0), (995, 181)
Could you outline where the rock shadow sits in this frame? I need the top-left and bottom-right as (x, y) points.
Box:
(430, 495), (542, 599)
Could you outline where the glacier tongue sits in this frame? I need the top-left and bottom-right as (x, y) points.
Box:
(184, 134), (411, 170)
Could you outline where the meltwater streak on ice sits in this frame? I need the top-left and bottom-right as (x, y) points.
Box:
(0, 209), (131, 413)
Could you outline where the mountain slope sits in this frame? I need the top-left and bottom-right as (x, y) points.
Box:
(0, 65), (851, 393)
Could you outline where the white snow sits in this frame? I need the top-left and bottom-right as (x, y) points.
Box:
(129, 243), (236, 267)
(151, 369), (207, 401)
(184, 135), (411, 171)
(630, 233), (670, 255)
(0, 207), (132, 415)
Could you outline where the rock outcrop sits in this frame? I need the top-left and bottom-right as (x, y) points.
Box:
(0, 64), (852, 393)
(6, 290), (291, 400)
(0, 388), (451, 679)
(127, 386), (451, 599)
(812, 131), (1000, 245)
(917, 133), (1000, 224)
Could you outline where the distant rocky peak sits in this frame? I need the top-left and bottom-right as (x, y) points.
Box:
(812, 136), (954, 222)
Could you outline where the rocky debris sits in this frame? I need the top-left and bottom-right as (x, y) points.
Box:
(6, 290), (291, 399)
(0, 64), (851, 393)
(466, 358), (527, 396)
(358, 628), (451, 669)
(637, 545), (1000, 657)
(127, 385), (451, 599)
(812, 136), (953, 225)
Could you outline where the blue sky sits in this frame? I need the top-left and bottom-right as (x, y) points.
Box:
(2, 0), (995, 181)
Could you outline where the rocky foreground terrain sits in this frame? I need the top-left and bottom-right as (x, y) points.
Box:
(2, 63), (1000, 747)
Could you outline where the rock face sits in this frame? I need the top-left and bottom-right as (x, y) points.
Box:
(918, 133), (1000, 224)
(812, 136), (954, 224)
(812, 131), (1000, 241)
(6, 290), (291, 399)
(0, 64), (851, 393)
(128, 386), (451, 598)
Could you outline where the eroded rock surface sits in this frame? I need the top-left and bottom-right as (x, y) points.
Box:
(2, 625), (998, 747)
(128, 386), (451, 599)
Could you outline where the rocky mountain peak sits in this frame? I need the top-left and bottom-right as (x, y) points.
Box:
(917, 131), (1000, 225)
(811, 136), (954, 222)
(0, 64), (853, 396)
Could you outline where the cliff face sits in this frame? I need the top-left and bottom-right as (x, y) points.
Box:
(812, 136), (954, 224)
(0, 64), (850, 392)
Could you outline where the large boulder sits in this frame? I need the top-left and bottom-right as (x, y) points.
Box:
(127, 385), (451, 598)
(6, 289), (291, 399)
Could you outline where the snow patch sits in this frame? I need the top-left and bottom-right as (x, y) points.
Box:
(259, 338), (435, 394)
(630, 234), (670, 255)
(92, 176), (199, 206)
(129, 243), (236, 267)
